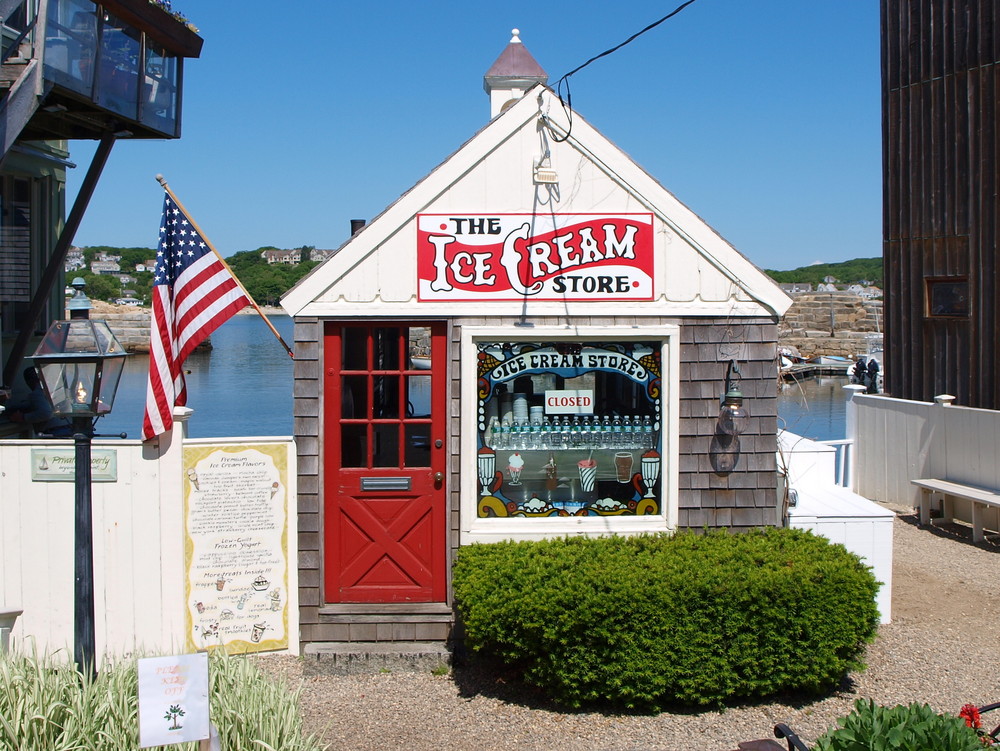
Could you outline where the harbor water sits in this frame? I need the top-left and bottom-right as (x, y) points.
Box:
(91, 314), (849, 443)
(94, 313), (296, 439)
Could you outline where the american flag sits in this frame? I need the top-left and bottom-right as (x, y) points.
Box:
(143, 192), (249, 440)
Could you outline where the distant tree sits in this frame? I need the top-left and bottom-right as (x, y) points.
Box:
(765, 257), (883, 287)
(77, 271), (121, 301)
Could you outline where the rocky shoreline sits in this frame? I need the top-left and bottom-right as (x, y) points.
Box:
(779, 291), (882, 359)
(85, 300), (286, 353)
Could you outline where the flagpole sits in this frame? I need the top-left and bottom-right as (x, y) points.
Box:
(155, 175), (295, 359)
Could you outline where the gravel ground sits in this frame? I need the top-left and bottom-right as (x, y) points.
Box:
(259, 503), (1000, 750)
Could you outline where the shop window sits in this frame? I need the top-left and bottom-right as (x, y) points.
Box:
(475, 341), (663, 518)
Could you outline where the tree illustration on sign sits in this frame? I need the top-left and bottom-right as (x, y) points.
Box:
(164, 704), (185, 730)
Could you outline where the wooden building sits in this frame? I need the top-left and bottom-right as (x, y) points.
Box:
(882, 0), (1000, 408)
(0, 0), (202, 387)
(281, 32), (792, 647)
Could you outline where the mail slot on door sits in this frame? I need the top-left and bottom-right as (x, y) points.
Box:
(360, 477), (412, 492)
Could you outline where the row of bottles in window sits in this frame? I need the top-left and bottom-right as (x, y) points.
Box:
(487, 415), (656, 451)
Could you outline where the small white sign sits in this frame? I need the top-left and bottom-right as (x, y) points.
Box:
(544, 389), (595, 414)
(137, 653), (210, 748)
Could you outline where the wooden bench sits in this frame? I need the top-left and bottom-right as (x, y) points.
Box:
(912, 478), (1000, 543)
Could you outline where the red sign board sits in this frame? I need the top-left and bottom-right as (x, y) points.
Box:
(416, 213), (654, 302)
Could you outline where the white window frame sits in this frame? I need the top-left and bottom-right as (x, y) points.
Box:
(460, 325), (680, 544)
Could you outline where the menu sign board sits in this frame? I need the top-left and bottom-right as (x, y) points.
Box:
(182, 444), (290, 653)
(417, 213), (654, 302)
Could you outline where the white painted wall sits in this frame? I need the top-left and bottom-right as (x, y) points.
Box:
(0, 410), (298, 662)
(781, 431), (894, 623)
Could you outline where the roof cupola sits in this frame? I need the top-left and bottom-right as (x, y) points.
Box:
(483, 29), (548, 118)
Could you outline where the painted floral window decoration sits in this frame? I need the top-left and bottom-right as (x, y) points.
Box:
(959, 703), (997, 746)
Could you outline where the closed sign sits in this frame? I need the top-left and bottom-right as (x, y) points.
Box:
(545, 390), (594, 414)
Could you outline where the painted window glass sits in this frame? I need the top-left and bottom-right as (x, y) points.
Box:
(476, 341), (662, 518)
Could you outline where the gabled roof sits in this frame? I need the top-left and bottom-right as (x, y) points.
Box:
(282, 84), (791, 320)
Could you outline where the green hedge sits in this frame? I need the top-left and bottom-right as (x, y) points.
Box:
(814, 700), (986, 751)
(453, 529), (880, 710)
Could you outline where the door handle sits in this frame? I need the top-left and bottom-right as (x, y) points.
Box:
(434, 471), (444, 487)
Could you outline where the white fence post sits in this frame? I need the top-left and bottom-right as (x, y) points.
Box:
(843, 385), (866, 490)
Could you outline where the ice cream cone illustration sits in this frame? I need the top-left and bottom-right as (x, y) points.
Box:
(186, 468), (199, 490)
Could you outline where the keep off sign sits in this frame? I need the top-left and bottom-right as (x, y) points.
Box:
(417, 213), (654, 302)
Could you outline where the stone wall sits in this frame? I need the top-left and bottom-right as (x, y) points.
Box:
(778, 292), (883, 358)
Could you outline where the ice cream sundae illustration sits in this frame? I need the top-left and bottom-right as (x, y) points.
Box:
(641, 450), (661, 498)
(507, 452), (524, 485)
(478, 446), (496, 495)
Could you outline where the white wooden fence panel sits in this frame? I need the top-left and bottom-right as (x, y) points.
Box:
(0, 420), (297, 662)
(853, 394), (1000, 533)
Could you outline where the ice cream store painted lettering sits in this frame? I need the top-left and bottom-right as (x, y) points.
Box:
(279, 31), (792, 647)
(417, 213), (655, 301)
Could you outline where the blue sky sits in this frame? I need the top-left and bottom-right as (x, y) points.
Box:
(66, 1), (881, 272)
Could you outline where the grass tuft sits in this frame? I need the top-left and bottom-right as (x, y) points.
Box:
(0, 648), (324, 750)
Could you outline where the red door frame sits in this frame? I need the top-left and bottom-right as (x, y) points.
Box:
(322, 322), (448, 604)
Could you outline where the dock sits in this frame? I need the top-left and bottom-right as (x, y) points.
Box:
(780, 362), (851, 381)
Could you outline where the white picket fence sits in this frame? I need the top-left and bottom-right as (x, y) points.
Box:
(0, 409), (297, 662)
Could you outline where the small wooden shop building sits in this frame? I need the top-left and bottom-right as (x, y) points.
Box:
(281, 32), (792, 647)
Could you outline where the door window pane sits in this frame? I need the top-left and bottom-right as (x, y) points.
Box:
(341, 424), (367, 468)
(372, 424), (400, 467)
(342, 375), (367, 419)
(406, 375), (431, 417)
(372, 375), (400, 419)
(407, 326), (432, 369)
(342, 328), (367, 370)
(405, 424), (431, 467)
(372, 327), (401, 370)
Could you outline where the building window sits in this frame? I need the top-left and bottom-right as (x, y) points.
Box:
(475, 340), (663, 519)
(926, 277), (969, 318)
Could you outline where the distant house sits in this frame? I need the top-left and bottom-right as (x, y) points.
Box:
(64, 246), (85, 272)
(778, 282), (812, 294)
(90, 260), (120, 274)
(309, 248), (336, 262)
(816, 282), (838, 292)
(847, 284), (883, 300)
(261, 249), (301, 265)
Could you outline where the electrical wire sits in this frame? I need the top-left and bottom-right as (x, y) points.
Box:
(547, 0), (701, 142)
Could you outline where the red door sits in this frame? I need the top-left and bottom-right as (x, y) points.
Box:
(323, 323), (447, 603)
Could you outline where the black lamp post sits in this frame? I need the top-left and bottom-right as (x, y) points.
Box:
(30, 279), (127, 674)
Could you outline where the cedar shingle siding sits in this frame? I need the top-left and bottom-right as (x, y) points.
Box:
(292, 314), (779, 647)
